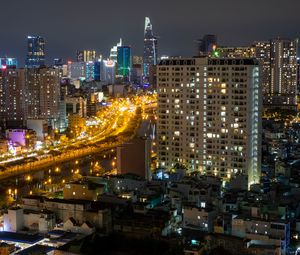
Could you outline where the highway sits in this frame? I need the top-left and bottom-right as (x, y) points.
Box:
(0, 94), (157, 180)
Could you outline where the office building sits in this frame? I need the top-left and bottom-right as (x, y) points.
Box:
(0, 57), (18, 68)
(94, 61), (101, 81)
(102, 59), (115, 84)
(196, 34), (217, 56)
(67, 61), (85, 80)
(143, 17), (158, 86)
(85, 61), (95, 81)
(25, 35), (45, 68)
(157, 57), (261, 187)
(109, 39), (122, 63)
(0, 67), (26, 128)
(77, 50), (96, 62)
(117, 46), (132, 82)
(26, 68), (61, 126)
(53, 58), (64, 66)
(254, 38), (298, 108)
(133, 56), (143, 65)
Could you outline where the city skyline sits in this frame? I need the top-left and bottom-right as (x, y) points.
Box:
(0, 0), (299, 64)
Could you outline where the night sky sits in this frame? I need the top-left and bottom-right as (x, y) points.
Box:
(0, 0), (299, 65)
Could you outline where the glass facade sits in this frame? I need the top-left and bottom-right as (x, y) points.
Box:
(117, 46), (132, 81)
(26, 36), (45, 68)
(143, 17), (157, 85)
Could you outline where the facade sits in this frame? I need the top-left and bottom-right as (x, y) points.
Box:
(217, 46), (256, 58)
(117, 46), (132, 82)
(3, 207), (55, 233)
(232, 216), (290, 255)
(157, 57), (261, 187)
(77, 50), (96, 62)
(25, 68), (61, 125)
(85, 61), (95, 81)
(67, 61), (85, 80)
(5, 128), (36, 149)
(0, 68), (26, 127)
(254, 38), (298, 108)
(0, 57), (18, 68)
(109, 38), (122, 63)
(183, 204), (217, 233)
(102, 59), (115, 84)
(117, 137), (152, 180)
(25, 36), (45, 68)
(253, 41), (271, 97)
(269, 38), (298, 107)
(63, 181), (104, 200)
(94, 61), (101, 81)
(143, 17), (158, 86)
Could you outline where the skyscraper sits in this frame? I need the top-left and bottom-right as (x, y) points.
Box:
(117, 46), (132, 82)
(196, 34), (217, 56)
(143, 17), (158, 86)
(0, 67), (26, 128)
(110, 39), (122, 63)
(269, 38), (298, 107)
(77, 50), (96, 62)
(102, 59), (115, 84)
(253, 41), (271, 96)
(26, 68), (61, 126)
(26, 36), (45, 68)
(157, 57), (261, 187)
(254, 38), (298, 108)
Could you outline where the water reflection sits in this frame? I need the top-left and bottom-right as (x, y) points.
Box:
(0, 152), (114, 208)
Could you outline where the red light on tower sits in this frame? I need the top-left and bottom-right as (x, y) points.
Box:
(1, 65), (7, 70)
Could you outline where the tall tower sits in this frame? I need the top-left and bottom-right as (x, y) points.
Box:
(143, 17), (157, 87)
(110, 39), (122, 63)
(270, 38), (298, 107)
(157, 57), (262, 188)
(26, 36), (45, 68)
(0, 67), (26, 128)
(117, 46), (132, 82)
(254, 38), (298, 108)
(76, 50), (96, 62)
(26, 67), (61, 126)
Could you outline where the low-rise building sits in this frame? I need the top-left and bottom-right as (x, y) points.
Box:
(183, 204), (217, 233)
(63, 180), (105, 201)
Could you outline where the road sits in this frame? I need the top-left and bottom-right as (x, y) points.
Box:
(0, 95), (157, 180)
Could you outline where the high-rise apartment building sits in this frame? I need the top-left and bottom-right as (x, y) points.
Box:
(143, 17), (158, 86)
(26, 36), (45, 68)
(254, 38), (298, 108)
(0, 67), (26, 127)
(269, 38), (298, 106)
(157, 57), (261, 187)
(253, 41), (271, 96)
(117, 46), (132, 82)
(77, 50), (96, 62)
(25, 68), (61, 125)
